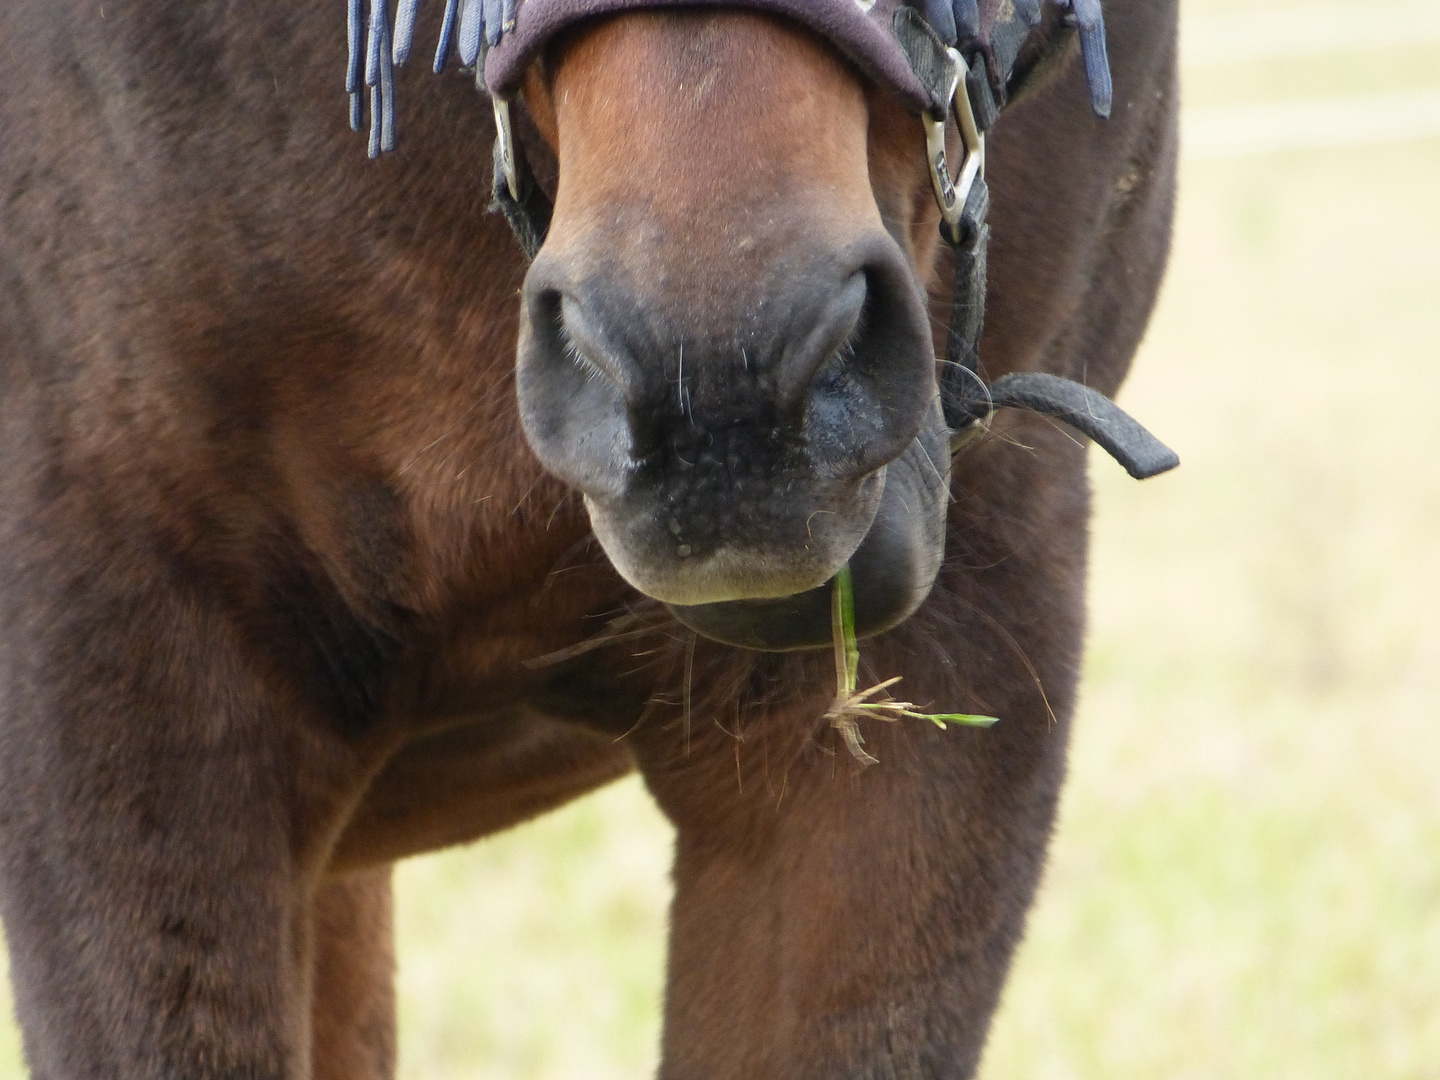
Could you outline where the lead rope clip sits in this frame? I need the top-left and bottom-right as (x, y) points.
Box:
(924, 47), (985, 246)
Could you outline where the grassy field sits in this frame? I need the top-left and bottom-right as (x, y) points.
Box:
(2, 0), (1437, 1076)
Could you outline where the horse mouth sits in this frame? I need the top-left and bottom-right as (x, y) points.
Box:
(658, 407), (950, 652)
(666, 552), (926, 653)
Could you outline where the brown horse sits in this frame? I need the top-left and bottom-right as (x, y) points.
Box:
(0, 0), (1177, 1076)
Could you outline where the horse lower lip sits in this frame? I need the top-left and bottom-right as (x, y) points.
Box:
(666, 562), (913, 652)
(667, 535), (924, 652)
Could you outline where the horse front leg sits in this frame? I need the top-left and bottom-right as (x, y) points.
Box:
(311, 868), (396, 1080)
(644, 716), (1065, 1078)
(636, 512), (1083, 1078)
(0, 554), (378, 1079)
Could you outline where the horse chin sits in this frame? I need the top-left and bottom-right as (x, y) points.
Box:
(666, 407), (950, 652)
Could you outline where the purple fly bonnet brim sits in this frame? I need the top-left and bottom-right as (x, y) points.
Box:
(484, 0), (944, 114)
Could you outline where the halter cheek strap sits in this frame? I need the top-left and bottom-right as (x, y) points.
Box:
(346, 0), (1178, 483)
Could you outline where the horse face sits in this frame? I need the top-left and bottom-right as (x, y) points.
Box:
(516, 9), (952, 649)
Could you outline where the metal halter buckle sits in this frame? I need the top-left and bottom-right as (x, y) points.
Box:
(493, 96), (522, 202)
(923, 48), (986, 243)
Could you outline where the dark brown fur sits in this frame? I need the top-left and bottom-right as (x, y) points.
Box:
(0, 0), (1176, 1076)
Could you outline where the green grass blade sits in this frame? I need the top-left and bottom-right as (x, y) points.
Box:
(830, 567), (849, 699)
(835, 564), (860, 697)
(922, 712), (1001, 729)
(830, 563), (1000, 743)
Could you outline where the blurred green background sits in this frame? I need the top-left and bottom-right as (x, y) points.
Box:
(2, 0), (1437, 1075)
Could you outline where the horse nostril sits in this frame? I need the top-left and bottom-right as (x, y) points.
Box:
(800, 243), (935, 478)
(777, 272), (868, 410)
(558, 294), (631, 402)
(516, 285), (634, 499)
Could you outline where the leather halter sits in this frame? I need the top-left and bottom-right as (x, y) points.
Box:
(346, 0), (1179, 482)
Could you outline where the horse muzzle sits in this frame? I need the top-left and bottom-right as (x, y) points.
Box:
(514, 238), (949, 651)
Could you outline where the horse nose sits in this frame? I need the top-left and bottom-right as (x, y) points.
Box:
(516, 235), (935, 497)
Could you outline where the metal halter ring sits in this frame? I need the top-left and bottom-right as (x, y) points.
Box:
(493, 96), (522, 202)
(923, 48), (986, 240)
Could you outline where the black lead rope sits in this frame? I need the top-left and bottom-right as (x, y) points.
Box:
(984, 374), (1180, 480)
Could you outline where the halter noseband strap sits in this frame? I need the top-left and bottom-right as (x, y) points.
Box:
(346, 0), (1178, 483)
